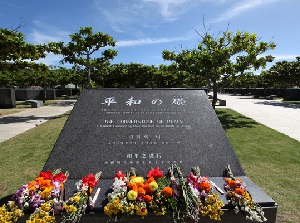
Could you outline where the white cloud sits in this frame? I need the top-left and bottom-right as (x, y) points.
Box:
(29, 20), (69, 44)
(34, 53), (63, 66)
(93, 1), (149, 33)
(29, 30), (62, 44)
(273, 54), (299, 61)
(0, 0), (27, 9)
(93, 0), (204, 33)
(117, 35), (192, 47)
(214, 0), (279, 22)
(142, 0), (194, 21)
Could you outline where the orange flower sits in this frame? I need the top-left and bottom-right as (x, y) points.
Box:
(132, 185), (138, 192)
(235, 188), (245, 196)
(136, 182), (144, 188)
(36, 177), (51, 190)
(146, 177), (155, 184)
(144, 183), (151, 194)
(228, 180), (237, 188)
(199, 182), (210, 193)
(144, 195), (152, 203)
(138, 188), (146, 197)
(127, 182), (134, 190)
(162, 187), (173, 197)
(27, 181), (37, 192)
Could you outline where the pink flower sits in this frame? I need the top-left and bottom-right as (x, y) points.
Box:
(187, 172), (198, 184)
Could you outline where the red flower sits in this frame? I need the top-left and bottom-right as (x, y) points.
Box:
(147, 167), (163, 179)
(82, 174), (98, 188)
(39, 171), (53, 180)
(53, 172), (68, 182)
(114, 170), (126, 180)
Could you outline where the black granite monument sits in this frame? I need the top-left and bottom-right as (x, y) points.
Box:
(43, 89), (277, 222)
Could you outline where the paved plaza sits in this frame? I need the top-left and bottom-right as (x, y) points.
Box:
(217, 94), (300, 142)
(0, 101), (75, 143)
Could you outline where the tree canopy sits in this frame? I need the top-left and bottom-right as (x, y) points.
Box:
(162, 30), (276, 109)
(55, 27), (118, 88)
(264, 57), (300, 88)
(0, 27), (47, 71)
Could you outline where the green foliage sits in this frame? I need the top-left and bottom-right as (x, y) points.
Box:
(0, 27), (47, 71)
(262, 57), (300, 88)
(54, 27), (118, 88)
(162, 30), (276, 109)
(94, 62), (197, 88)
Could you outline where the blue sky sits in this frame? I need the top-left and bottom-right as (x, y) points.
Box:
(1, 0), (300, 72)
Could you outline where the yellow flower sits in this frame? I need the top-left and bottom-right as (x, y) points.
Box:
(40, 185), (53, 200)
(74, 195), (81, 204)
(136, 207), (148, 216)
(149, 181), (158, 192)
(40, 203), (51, 212)
(127, 190), (138, 201)
(130, 176), (144, 184)
(64, 204), (77, 214)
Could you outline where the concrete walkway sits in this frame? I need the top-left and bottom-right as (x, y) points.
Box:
(0, 101), (76, 143)
(217, 94), (300, 142)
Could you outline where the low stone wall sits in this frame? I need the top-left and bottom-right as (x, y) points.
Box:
(223, 88), (300, 100)
(0, 88), (16, 108)
(15, 89), (57, 100)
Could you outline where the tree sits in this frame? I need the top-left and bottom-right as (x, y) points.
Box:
(266, 58), (300, 88)
(57, 27), (118, 88)
(0, 27), (47, 71)
(162, 30), (276, 109)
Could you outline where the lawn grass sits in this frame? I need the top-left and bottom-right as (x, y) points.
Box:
(216, 108), (300, 223)
(0, 108), (299, 222)
(0, 113), (69, 200)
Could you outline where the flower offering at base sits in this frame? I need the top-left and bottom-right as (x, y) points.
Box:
(170, 165), (224, 222)
(0, 201), (24, 223)
(224, 165), (267, 222)
(61, 171), (102, 223)
(1, 169), (69, 223)
(104, 167), (174, 221)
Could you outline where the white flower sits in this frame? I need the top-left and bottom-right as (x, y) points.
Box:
(75, 180), (83, 190)
(24, 202), (29, 208)
(234, 206), (239, 214)
(188, 183), (199, 197)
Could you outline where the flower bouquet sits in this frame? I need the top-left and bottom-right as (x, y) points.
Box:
(8, 169), (69, 223)
(224, 164), (267, 222)
(0, 201), (23, 223)
(169, 165), (224, 222)
(104, 167), (175, 221)
(61, 172), (102, 223)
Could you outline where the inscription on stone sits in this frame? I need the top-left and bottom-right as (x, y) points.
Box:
(43, 89), (244, 179)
